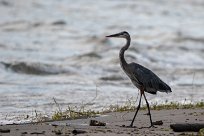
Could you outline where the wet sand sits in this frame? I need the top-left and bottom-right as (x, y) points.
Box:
(0, 108), (203, 136)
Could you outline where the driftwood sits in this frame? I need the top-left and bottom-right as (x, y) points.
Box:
(170, 123), (204, 132)
(153, 120), (163, 126)
(72, 129), (87, 135)
(90, 120), (106, 126)
(0, 129), (10, 133)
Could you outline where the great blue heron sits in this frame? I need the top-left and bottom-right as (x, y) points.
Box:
(106, 31), (171, 127)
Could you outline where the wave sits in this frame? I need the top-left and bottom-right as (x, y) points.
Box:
(100, 75), (124, 81)
(1, 61), (71, 75)
(78, 52), (101, 59)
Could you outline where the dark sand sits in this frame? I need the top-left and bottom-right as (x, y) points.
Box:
(0, 109), (203, 136)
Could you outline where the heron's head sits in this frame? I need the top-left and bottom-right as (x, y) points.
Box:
(106, 31), (130, 39)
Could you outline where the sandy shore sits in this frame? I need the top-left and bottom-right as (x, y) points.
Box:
(0, 109), (203, 136)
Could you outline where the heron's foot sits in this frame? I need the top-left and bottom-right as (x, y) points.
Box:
(127, 125), (136, 128)
(148, 125), (157, 128)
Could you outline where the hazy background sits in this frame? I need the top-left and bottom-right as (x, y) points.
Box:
(0, 0), (204, 124)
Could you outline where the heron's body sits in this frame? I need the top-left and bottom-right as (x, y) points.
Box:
(106, 31), (171, 127)
(124, 62), (171, 94)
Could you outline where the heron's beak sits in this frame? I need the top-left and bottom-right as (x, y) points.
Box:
(106, 33), (121, 38)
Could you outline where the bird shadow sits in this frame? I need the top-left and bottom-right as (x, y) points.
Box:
(120, 124), (157, 129)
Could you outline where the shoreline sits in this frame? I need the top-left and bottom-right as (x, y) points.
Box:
(0, 102), (203, 125)
(0, 108), (203, 136)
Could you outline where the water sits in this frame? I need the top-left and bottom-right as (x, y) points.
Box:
(0, 0), (204, 124)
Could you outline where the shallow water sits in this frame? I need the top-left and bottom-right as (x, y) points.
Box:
(0, 0), (204, 124)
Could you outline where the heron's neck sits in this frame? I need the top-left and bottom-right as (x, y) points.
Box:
(119, 36), (131, 67)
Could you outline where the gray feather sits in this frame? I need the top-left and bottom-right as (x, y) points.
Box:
(127, 63), (171, 94)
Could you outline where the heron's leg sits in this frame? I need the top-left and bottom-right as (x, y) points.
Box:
(129, 92), (142, 127)
(143, 92), (154, 127)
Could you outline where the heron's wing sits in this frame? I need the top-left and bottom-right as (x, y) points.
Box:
(129, 63), (171, 94)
